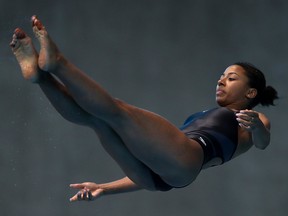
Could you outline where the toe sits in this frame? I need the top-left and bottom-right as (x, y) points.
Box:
(14, 28), (26, 39)
(31, 15), (44, 30)
(9, 39), (17, 48)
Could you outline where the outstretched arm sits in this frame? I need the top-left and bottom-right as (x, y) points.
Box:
(69, 177), (142, 202)
(236, 110), (271, 149)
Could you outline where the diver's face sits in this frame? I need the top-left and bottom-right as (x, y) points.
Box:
(216, 65), (255, 109)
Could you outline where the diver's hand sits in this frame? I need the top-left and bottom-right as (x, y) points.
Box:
(236, 109), (271, 149)
(69, 177), (142, 202)
(69, 182), (104, 202)
(236, 109), (262, 131)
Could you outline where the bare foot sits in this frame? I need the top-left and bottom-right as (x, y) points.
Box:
(31, 15), (61, 72)
(10, 28), (39, 82)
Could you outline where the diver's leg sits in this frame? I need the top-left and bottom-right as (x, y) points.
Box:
(10, 30), (159, 190)
(40, 74), (163, 190)
(32, 16), (204, 187)
(39, 74), (162, 190)
(39, 73), (164, 190)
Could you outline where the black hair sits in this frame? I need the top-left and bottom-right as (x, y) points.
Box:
(234, 62), (278, 108)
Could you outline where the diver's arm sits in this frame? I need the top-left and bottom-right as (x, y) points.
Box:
(251, 112), (271, 149)
(69, 177), (142, 202)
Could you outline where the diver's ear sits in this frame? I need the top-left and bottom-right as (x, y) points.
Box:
(246, 88), (257, 99)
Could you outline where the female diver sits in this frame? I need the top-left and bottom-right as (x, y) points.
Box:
(10, 16), (278, 202)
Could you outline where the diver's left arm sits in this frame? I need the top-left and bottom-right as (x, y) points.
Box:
(236, 110), (271, 149)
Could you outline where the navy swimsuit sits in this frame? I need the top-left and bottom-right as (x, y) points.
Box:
(180, 107), (239, 165)
(152, 107), (239, 191)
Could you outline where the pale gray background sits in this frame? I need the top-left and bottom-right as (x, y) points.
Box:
(0, 0), (287, 216)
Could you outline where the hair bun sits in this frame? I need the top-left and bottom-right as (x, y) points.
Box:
(260, 85), (278, 106)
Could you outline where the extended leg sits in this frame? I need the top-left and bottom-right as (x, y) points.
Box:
(10, 30), (163, 190)
(39, 73), (161, 190)
(31, 16), (204, 187)
(40, 72), (162, 190)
